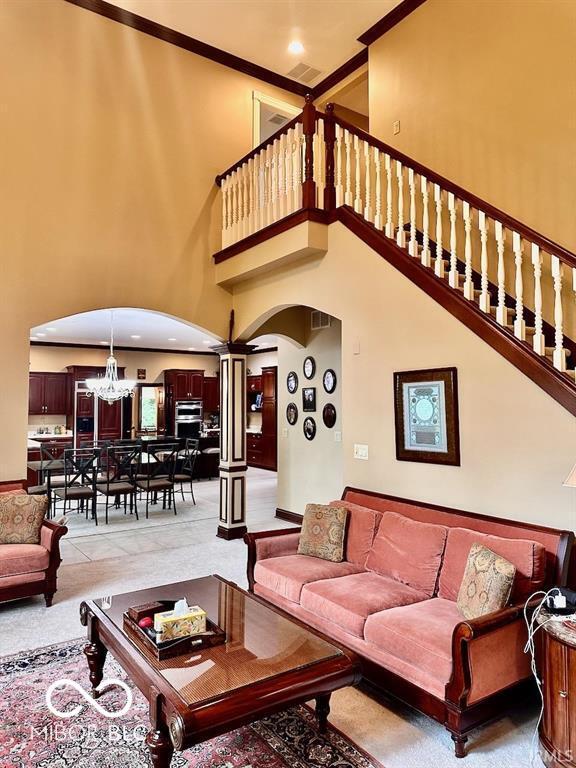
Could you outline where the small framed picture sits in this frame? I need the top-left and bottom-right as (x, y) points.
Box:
(303, 356), (316, 380)
(303, 417), (316, 441)
(286, 371), (298, 394)
(323, 368), (337, 394)
(286, 402), (298, 425)
(394, 367), (460, 466)
(302, 387), (316, 412)
(137, 368), (146, 381)
(322, 403), (337, 428)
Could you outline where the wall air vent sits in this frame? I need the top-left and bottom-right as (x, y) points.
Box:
(287, 62), (322, 84)
(311, 311), (332, 331)
(268, 113), (288, 126)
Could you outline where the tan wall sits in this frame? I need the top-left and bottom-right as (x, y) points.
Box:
(277, 321), (343, 515)
(0, 0), (301, 480)
(368, 0), (576, 252)
(232, 223), (576, 530)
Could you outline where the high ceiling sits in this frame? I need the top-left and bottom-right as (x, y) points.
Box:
(107, 0), (401, 86)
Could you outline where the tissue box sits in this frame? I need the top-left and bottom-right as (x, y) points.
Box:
(153, 605), (207, 642)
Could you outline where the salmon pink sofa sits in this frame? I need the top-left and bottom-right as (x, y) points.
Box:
(245, 488), (573, 757)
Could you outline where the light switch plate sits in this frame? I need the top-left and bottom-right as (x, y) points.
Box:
(393, 120), (401, 135)
(334, 431), (342, 443)
(354, 443), (369, 460)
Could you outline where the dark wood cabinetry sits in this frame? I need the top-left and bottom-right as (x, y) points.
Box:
(66, 366), (125, 443)
(166, 369), (204, 400)
(203, 376), (220, 413)
(539, 623), (576, 767)
(28, 372), (69, 415)
(247, 366), (277, 471)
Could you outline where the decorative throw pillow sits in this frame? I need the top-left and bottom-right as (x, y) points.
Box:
(457, 544), (516, 619)
(0, 494), (48, 545)
(297, 504), (348, 562)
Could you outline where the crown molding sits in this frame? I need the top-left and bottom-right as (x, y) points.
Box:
(64, 0), (308, 96)
(357, 0), (428, 46)
(30, 341), (219, 356)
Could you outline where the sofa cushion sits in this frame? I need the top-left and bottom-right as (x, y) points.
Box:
(254, 554), (364, 603)
(329, 500), (382, 566)
(301, 572), (428, 638)
(366, 511), (448, 597)
(297, 504), (348, 562)
(0, 494), (47, 545)
(457, 544), (516, 619)
(0, 543), (49, 577)
(364, 598), (463, 690)
(438, 527), (546, 603)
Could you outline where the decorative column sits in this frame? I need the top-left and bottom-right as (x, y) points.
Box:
(214, 343), (253, 540)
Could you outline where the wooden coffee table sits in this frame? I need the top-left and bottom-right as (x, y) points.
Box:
(79, 575), (360, 767)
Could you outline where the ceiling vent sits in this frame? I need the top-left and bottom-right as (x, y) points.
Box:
(287, 62), (322, 83)
(311, 310), (332, 331)
(268, 113), (288, 126)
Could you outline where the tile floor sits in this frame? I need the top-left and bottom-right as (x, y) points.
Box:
(0, 468), (540, 767)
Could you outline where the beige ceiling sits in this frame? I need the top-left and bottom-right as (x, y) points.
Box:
(107, 0), (401, 86)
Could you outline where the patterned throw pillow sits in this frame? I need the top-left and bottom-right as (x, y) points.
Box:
(297, 504), (348, 563)
(0, 494), (48, 545)
(457, 543), (516, 619)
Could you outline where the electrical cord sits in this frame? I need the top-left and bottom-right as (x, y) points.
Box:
(523, 588), (574, 767)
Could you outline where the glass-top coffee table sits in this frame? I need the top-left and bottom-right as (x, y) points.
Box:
(80, 575), (360, 767)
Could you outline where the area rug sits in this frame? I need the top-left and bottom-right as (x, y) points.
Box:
(0, 640), (383, 768)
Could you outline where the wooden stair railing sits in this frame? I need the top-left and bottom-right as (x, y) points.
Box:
(214, 98), (576, 414)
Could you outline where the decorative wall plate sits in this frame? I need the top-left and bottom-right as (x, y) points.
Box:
(323, 368), (337, 394)
(303, 356), (316, 380)
(303, 417), (316, 441)
(286, 371), (298, 394)
(286, 402), (298, 425)
(322, 403), (337, 428)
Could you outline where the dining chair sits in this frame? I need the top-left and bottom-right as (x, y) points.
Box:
(28, 442), (72, 516)
(136, 443), (178, 519)
(173, 438), (200, 503)
(52, 447), (100, 525)
(96, 445), (141, 524)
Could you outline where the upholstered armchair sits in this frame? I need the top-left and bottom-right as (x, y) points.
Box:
(0, 518), (68, 607)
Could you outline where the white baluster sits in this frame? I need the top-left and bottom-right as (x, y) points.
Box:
(292, 125), (302, 211)
(531, 244), (546, 355)
(385, 154), (393, 238)
(255, 152), (263, 231)
(242, 164), (249, 239)
(315, 118), (325, 207)
(278, 133), (286, 220)
(512, 232), (525, 339)
(364, 141), (372, 222)
(374, 147), (382, 230)
(285, 130), (293, 215)
(408, 169), (417, 256)
(271, 141), (279, 224)
(421, 176), (430, 267)
(230, 171), (238, 244)
(335, 124), (343, 207)
(478, 211), (490, 311)
(344, 129), (352, 206)
(434, 184), (444, 277)
(221, 176), (228, 247)
(265, 143), (273, 227)
(552, 255), (566, 371)
(448, 193), (458, 287)
(495, 221), (506, 325)
(396, 161), (405, 247)
(462, 201), (474, 300)
(354, 135), (362, 214)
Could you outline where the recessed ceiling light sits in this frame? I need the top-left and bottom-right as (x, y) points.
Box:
(188, 347), (196, 351)
(288, 40), (304, 55)
(45, 327), (57, 332)
(99, 340), (108, 345)
(37, 332), (46, 337)
(202, 340), (212, 345)
(168, 338), (177, 342)
(130, 335), (141, 339)
(30, 335), (38, 341)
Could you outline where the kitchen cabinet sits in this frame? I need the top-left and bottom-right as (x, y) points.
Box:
(98, 399), (122, 441)
(247, 367), (277, 471)
(165, 369), (204, 401)
(28, 372), (69, 415)
(247, 375), (262, 393)
(203, 376), (220, 413)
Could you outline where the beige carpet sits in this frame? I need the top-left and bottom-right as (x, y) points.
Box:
(0, 469), (542, 767)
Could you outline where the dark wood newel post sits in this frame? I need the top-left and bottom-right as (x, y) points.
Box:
(302, 93), (317, 210)
(323, 103), (336, 212)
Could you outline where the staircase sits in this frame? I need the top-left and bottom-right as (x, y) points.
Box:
(215, 96), (576, 416)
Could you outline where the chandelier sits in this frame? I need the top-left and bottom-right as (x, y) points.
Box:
(86, 312), (136, 404)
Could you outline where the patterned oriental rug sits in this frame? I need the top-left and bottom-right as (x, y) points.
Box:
(0, 640), (383, 768)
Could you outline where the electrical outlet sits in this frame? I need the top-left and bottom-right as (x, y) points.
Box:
(393, 120), (401, 135)
(353, 338), (361, 355)
(353, 443), (369, 460)
(334, 431), (342, 443)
